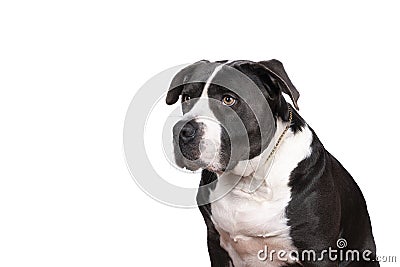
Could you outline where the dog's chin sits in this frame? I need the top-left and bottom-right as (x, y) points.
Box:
(176, 160), (201, 172)
(176, 157), (226, 174)
(175, 157), (205, 172)
(183, 165), (201, 172)
(203, 161), (228, 175)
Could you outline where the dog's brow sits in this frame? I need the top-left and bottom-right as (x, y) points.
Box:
(208, 85), (237, 96)
(183, 83), (204, 95)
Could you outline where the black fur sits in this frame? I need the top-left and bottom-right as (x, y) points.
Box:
(286, 126), (378, 266)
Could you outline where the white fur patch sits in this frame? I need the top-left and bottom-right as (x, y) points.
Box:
(209, 121), (313, 266)
(196, 117), (222, 170)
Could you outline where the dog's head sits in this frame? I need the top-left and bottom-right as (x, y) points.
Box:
(166, 60), (299, 173)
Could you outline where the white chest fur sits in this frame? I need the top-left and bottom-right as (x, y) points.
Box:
(209, 122), (313, 266)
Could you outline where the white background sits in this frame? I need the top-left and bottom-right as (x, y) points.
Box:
(1, 1), (399, 266)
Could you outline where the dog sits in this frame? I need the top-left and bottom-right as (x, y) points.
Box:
(166, 59), (378, 267)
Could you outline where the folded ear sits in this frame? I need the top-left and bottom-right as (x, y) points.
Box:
(166, 60), (209, 105)
(257, 59), (300, 110)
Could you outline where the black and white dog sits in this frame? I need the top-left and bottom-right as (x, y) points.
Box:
(166, 60), (378, 267)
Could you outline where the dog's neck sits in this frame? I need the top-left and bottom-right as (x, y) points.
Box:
(228, 118), (292, 179)
(213, 118), (312, 197)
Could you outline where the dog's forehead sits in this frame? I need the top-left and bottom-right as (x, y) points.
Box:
(180, 62), (260, 98)
(182, 62), (221, 84)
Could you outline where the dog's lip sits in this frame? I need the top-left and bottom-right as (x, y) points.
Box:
(204, 165), (225, 175)
(182, 165), (200, 172)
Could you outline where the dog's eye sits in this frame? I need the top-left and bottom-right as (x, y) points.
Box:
(182, 94), (191, 103)
(222, 95), (236, 106)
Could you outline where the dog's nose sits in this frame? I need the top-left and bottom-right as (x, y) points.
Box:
(180, 121), (197, 143)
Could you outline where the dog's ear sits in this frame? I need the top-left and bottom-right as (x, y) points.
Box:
(257, 59), (300, 110)
(166, 60), (209, 105)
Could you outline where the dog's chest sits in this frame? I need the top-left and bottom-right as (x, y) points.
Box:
(210, 177), (296, 267)
(210, 178), (292, 240)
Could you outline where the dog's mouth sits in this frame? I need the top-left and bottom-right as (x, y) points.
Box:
(177, 153), (225, 172)
(174, 141), (228, 173)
